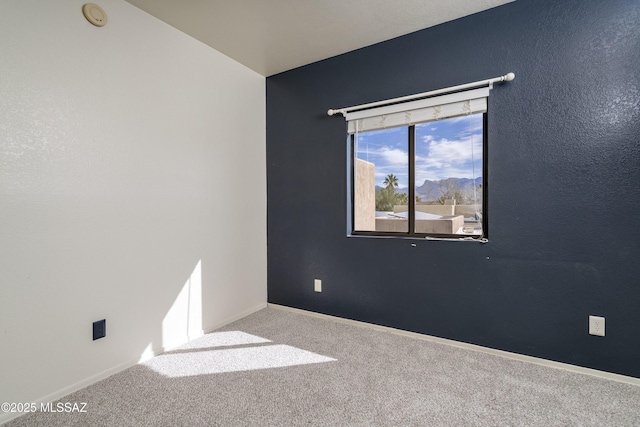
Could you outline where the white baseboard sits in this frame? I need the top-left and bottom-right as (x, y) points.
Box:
(0, 358), (136, 425)
(203, 302), (268, 335)
(268, 303), (640, 387)
(0, 301), (269, 426)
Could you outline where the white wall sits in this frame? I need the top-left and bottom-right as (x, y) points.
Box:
(0, 0), (266, 419)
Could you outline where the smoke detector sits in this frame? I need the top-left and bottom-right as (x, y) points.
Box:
(82, 3), (107, 27)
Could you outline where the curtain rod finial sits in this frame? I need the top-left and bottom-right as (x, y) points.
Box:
(505, 72), (515, 81)
(327, 109), (335, 116)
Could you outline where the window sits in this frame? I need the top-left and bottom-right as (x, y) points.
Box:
(348, 88), (488, 239)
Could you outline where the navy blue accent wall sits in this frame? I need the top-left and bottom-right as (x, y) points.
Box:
(266, 0), (640, 377)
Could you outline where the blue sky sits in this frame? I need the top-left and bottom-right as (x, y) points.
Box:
(355, 113), (483, 188)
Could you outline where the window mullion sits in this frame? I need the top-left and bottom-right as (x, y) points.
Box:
(350, 134), (356, 234)
(408, 125), (416, 235)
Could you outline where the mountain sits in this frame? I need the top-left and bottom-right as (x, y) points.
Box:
(416, 177), (482, 202)
(374, 177), (482, 202)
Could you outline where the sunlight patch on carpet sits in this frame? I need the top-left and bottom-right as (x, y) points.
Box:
(176, 331), (272, 350)
(143, 332), (336, 377)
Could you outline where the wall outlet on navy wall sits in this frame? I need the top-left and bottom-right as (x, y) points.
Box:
(93, 319), (106, 340)
(589, 316), (605, 337)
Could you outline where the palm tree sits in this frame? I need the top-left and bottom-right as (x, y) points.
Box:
(383, 174), (399, 190)
(395, 192), (408, 205)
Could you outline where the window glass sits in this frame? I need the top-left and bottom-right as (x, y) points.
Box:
(414, 114), (483, 236)
(353, 127), (408, 232)
(351, 113), (485, 238)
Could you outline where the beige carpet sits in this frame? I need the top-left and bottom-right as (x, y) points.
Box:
(7, 306), (640, 426)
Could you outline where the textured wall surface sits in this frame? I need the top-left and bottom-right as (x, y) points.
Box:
(267, 0), (640, 377)
(0, 0), (266, 416)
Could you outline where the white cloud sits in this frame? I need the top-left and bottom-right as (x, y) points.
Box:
(359, 145), (405, 162)
(416, 136), (482, 181)
(422, 135), (435, 142)
(378, 146), (408, 165)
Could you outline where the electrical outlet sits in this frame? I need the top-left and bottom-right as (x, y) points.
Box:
(314, 279), (322, 293)
(589, 315), (605, 337)
(93, 319), (106, 340)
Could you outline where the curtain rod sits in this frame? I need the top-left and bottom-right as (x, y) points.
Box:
(327, 72), (515, 117)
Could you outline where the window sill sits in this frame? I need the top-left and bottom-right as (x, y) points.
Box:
(347, 233), (488, 243)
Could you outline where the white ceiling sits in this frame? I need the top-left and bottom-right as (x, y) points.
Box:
(125, 0), (514, 76)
